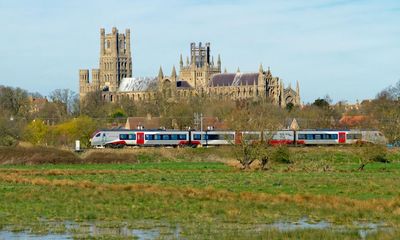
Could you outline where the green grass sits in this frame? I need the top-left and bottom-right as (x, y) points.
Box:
(12, 163), (397, 200)
(0, 146), (399, 238)
(0, 161), (229, 171)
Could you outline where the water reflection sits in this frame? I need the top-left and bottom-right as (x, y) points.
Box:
(0, 218), (393, 239)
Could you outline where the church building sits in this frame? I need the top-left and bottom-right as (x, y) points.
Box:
(79, 27), (301, 107)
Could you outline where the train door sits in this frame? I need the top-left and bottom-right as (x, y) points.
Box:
(137, 132), (145, 145)
(338, 132), (346, 144)
(101, 133), (106, 145)
(235, 131), (242, 144)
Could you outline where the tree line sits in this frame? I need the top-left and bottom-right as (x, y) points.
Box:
(1, 80), (400, 148)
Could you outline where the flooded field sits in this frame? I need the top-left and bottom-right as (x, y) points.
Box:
(0, 147), (399, 239)
(0, 218), (395, 239)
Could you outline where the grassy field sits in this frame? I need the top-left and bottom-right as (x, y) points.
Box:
(0, 146), (399, 239)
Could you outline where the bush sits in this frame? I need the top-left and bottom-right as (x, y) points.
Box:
(52, 116), (97, 147)
(23, 119), (48, 145)
(0, 135), (17, 147)
(271, 145), (292, 164)
(357, 144), (389, 170)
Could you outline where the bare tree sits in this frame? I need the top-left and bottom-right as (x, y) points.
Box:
(229, 100), (286, 170)
(49, 89), (78, 115)
(0, 86), (30, 117)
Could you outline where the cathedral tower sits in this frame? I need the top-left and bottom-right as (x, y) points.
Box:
(179, 42), (221, 89)
(99, 27), (132, 91)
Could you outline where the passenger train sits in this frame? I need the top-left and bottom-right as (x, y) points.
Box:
(90, 129), (387, 148)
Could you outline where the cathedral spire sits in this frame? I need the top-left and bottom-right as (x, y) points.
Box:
(224, 68), (227, 73)
(179, 54), (183, 68)
(237, 67), (240, 73)
(280, 81), (286, 108)
(171, 65), (177, 78)
(296, 80), (300, 105)
(259, 63), (263, 73)
(217, 54), (221, 66)
(158, 66), (164, 79)
(186, 56), (189, 66)
(266, 66), (272, 77)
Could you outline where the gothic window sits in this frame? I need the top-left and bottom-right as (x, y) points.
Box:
(163, 80), (172, 98)
(107, 40), (110, 48)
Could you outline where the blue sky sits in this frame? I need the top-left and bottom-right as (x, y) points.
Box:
(0, 0), (399, 103)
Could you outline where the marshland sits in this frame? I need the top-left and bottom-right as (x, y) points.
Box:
(0, 145), (399, 239)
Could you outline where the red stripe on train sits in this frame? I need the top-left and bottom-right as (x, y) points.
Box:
(268, 140), (294, 145)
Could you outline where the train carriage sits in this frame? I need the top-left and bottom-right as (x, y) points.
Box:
(296, 130), (347, 145)
(91, 130), (137, 148)
(142, 131), (189, 146)
(191, 131), (236, 146)
(90, 130), (190, 148)
(266, 130), (295, 145)
(90, 129), (387, 148)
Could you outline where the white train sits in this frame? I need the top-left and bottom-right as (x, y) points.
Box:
(90, 129), (387, 148)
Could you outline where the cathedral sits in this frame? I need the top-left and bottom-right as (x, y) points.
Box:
(79, 27), (301, 107)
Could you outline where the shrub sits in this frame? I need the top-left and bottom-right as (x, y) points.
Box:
(271, 145), (292, 164)
(23, 119), (48, 145)
(357, 144), (388, 170)
(0, 135), (17, 146)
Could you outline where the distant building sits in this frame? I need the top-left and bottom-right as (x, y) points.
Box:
(29, 96), (48, 113)
(125, 116), (161, 130)
(80, 27), (301, 107)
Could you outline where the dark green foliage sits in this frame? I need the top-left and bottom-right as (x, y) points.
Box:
(0, 135), (17, 147)
(312, 97), (330, 109)
(357, 144), (388, 170)
(271, 145), (292, 164)
(286, 102), (294, 112)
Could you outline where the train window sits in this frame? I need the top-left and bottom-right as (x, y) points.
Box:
(162, 135), (170, 140)
(95, 133), (101, 137)
(155, 134), (161, 140)
(244, 134), (259, 140)
(207, 134), (219, 140)
(347, 134), (361, 140)
(119, 134), (129, 140)
(145, 134), (154, 140)
(306, 134), (314, 140)
(178, 134), (187, 140)
(171, 134), (178, 140)
(298, 134), (305, 140)
(226, 134), (234, 140)
(315, 134), (321, 140)
(194, 134), (201, 140)
(128, 134), (136, 140)
(347, 134), (353, 139)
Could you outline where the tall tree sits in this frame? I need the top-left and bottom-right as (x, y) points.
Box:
(0, 86), (29, 117)
(49, 89), (78, 115)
